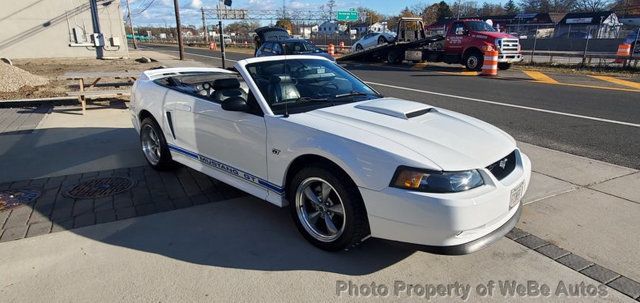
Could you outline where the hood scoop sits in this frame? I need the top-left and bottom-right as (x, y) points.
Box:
(354, 98), (433, 119)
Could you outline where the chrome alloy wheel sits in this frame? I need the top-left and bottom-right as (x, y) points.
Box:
(295, 177), (346, 242)
(467, 55), (479, 70)
(141, 124), (161, 165)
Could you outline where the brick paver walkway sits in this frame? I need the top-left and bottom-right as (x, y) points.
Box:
(0, 165), (245, 242)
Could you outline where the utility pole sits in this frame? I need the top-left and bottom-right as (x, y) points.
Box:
(201, 7), (209, 42)
(125, 0), (138, 49)
(173, 0), (184, 60)
(219, 21), (226, 69)
(88, 0), (103, 59)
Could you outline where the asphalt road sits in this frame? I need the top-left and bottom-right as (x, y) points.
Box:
(144, 44), (640, 169)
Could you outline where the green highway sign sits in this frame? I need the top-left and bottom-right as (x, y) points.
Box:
(336, 10), (359, 21)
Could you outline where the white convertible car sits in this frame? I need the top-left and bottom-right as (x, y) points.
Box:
(129, 55), (531, 253)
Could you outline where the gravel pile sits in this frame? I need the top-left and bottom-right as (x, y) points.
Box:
(0, 62), (49, 92)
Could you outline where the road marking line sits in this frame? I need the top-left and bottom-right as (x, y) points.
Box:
(439, 71), (480, 76)
(365, 81), (640, 128)
(523, 70), (559, 84)
(589, 75), (640, 90)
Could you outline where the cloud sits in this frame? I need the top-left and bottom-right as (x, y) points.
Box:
(190, 0), (202, 9)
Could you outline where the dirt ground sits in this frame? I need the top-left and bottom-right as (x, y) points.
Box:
(0, 57), (161, 100)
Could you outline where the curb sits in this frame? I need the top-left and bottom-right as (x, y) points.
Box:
(0, 97), (79, 108)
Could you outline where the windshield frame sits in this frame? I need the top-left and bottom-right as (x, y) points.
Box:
(465, 21), (497, 32)
(238, 57), (383, 116)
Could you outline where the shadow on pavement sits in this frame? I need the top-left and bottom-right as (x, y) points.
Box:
(72, 196), (415, 275)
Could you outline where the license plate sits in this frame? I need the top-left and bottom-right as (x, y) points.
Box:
(510, 181), (524, 209)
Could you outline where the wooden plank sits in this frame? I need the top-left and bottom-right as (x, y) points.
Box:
(64, 71), (141, 79)
(66, 90), (130, 97)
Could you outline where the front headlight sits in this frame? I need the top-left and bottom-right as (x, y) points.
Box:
(391, 166), (484, 193)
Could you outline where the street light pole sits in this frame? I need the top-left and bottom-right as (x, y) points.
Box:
(173, 0), (185, 60)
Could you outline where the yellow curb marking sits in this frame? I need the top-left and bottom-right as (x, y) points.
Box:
(589, 75), (640, 90)
(439, 71), (480, 76)
(523, 70), (559, 84)
(411, 62), (428, 70)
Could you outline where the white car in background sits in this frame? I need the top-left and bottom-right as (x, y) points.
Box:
(129, 56), (531, 253)
(352, 32), (396, 51)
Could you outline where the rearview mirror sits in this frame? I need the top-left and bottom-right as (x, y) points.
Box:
(221, 96), (249, 112)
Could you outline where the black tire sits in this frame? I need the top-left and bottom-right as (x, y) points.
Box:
(288, 165), (369, 251)
(377, 36), (387, 45)
(355, 44), (363, 51)
(387, 50), (403, 64)
(464, 51), (484, 71)
(498, 62), (512, 70)
(140, 117), (175, 170)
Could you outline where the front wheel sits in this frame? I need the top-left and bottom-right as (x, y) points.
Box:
(377, 36), (387, 45)
(464, 51), (484, 71)
(498, 62), (512, 70)
(140, 117), (174, 170)
(288, 166), (369, 251)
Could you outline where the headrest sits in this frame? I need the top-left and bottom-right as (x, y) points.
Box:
(213, 78), (240, 89)
(270, 75), (293, 83)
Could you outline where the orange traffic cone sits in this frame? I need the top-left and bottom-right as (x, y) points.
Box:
(339, 41), (345, 52)
(481, 50), (499, 76)
(328, 43), (335, 56)
(614, 43), (631, 64)
(209, 41), (217, 51)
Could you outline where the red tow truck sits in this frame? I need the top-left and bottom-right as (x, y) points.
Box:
(427, 19), (523, 70)
(339, 18), (523, 71)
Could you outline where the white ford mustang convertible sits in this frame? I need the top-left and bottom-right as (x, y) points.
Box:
(129, 55), (531, 253)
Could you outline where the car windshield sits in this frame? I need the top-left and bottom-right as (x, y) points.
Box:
(245, 58), (381, 115)
(466, 21), (496, 32)
(284, 41), (321, 54)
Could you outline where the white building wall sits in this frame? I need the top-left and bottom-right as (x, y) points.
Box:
(0, 0), (129, 59)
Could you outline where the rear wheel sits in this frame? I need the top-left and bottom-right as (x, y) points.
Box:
(355, 44), (363, 51)
(498, 62), (512, 70)
(288, 165), (369, 251)
(464, 51), (483, 71)
(140, 117), (174, 170)
(387, 50), (403, 64)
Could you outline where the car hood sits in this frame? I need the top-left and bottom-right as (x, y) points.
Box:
(475, 31), (517, 39)
(304, 98), (516, 170)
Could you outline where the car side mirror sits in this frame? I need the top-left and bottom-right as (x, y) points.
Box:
(221, 96), (249, 112)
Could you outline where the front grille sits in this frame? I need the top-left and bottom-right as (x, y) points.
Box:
(486, 151), (516, 180)
(499, 39), (519, 53)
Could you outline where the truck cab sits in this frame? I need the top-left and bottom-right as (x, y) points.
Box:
(444, 19), (522, 70)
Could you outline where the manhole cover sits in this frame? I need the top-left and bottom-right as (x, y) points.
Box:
(64, 177), (134, 199)
(0, 189), (41, 211)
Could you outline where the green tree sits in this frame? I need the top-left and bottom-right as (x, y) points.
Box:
(504, 0), (520, 14)
(436, 1), (453, 20)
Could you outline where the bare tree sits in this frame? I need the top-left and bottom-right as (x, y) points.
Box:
(575, 0), (612, 11)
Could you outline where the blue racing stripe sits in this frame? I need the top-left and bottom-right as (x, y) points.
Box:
(168, 144), (284, 195)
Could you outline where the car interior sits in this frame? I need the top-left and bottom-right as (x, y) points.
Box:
(156, 72), (249, 103)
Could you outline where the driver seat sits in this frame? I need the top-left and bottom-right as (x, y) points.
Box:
(268, 75), (300, 104)
(212, 78), (246, 103)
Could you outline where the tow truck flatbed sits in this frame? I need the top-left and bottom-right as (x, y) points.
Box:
(337, 35), (444, 62)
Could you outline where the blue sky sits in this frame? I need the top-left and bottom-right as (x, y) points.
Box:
(123, 0), (505, 26)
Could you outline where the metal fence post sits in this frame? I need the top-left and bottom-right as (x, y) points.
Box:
(530, 25), (538, 64)
(581, 25), (591, 67)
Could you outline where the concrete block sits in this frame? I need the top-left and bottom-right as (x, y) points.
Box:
(519, 188), (640, 282)
(522, 172), (577, 205)
(557, 254), (594, 271)
(590, 172), (640, 204)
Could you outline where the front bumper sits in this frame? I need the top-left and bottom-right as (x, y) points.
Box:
(498, 53), (523, 63)
(360, 150), (531, 254)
